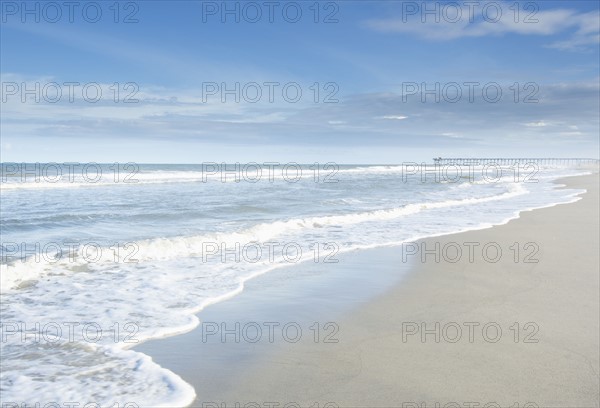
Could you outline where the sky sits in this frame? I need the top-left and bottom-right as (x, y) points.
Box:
(1, 0), (599, 163)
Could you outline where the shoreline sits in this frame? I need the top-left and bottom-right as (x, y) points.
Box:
(136, 173), (600, 407)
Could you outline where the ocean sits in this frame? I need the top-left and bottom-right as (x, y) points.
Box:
(0, 162), (591, 406)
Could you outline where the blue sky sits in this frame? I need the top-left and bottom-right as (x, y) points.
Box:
(1, 0), (599, 163)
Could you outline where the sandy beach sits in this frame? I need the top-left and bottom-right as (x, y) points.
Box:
(137, 173), (600, 408)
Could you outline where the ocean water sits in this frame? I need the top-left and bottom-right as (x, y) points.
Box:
(0, 162), (592, 406)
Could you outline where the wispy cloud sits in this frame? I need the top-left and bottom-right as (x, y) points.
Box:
(521, 120), (588, 137)
(2, 74), (598, 155)
(364, 2), (599, 51)
(441, 132), (463, 138)
(546, 10), (600, 51)
(377, 115), (408, 120)
(524, 121), (548, 127)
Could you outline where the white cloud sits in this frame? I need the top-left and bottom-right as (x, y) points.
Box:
(547, 10), (600, 51)
(524, 121), (548, 127)
(365, 3), (599, 51)
(378, 115), (408, 120)
(0, 74), (302, 126)
(441, 132), (462, 138)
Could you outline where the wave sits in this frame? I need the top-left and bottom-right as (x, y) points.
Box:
(0, 184), (527, 292)
(3, 164), (587, 191)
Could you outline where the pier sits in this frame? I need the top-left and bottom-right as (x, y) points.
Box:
(432, 158), (600, 166)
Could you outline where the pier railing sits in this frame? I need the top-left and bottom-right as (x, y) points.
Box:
(432, 158), (600, 166)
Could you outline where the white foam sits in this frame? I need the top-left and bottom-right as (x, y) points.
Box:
(0, 166), (589, 406)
